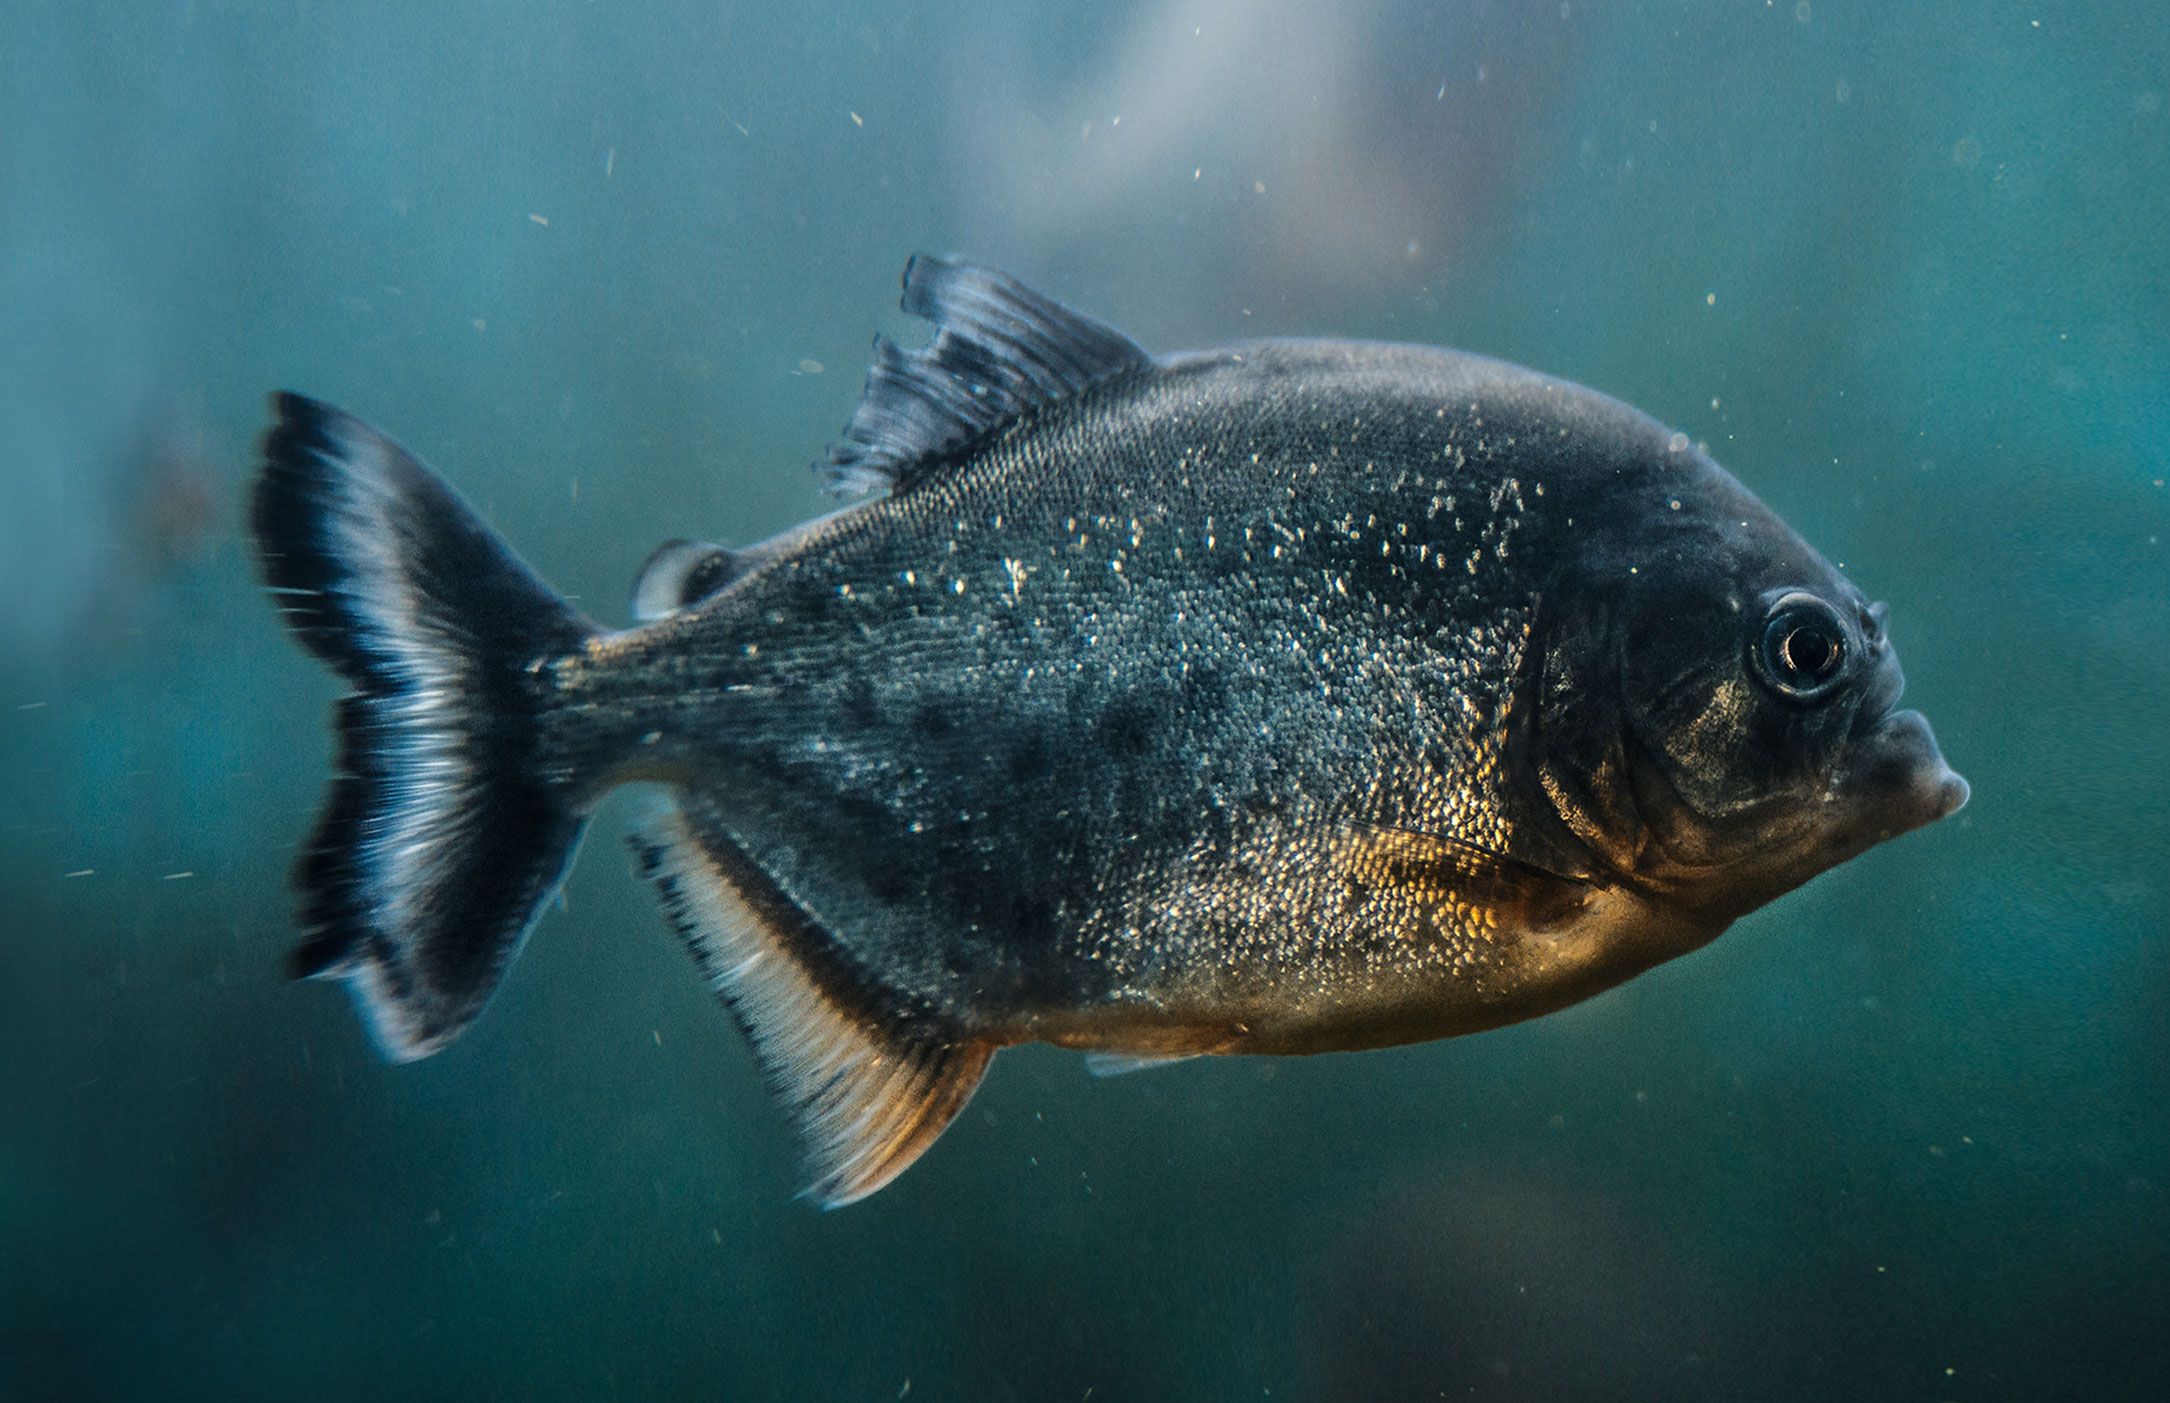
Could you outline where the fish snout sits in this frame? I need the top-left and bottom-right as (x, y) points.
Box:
(1848, 642), (1907, 740)
(1841, 707), (1969, 836)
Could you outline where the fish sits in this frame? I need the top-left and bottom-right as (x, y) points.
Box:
(251, 255), (1969, 1205)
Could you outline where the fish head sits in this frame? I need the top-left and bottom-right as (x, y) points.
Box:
(1527, 466), (1969, 924)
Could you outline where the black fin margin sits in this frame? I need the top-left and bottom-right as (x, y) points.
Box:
(254, 392), (598, 1059)
(819, 255), (1151, 495)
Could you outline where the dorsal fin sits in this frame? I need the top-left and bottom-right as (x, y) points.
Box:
(633, 801), (995, 1206)
(819, 255), (1152, 495)
(630, 538), (742, 621)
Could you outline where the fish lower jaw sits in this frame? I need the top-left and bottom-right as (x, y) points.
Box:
(1835, 707), (1969, 830)
(1490, 885), (1730, 1010)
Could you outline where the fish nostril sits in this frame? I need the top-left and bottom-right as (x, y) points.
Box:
(1861, 601), (1890, 651)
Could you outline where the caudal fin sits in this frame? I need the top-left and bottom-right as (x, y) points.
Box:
(253, 393), (597, 1059)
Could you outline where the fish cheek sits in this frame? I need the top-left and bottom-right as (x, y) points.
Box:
(1629, 670), (1773, 819)
(1609, 580), (1809, 841)
(1619, 657), (1871, 892)
(1523, 588), (1784, 885)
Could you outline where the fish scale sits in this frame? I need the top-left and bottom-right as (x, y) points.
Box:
(252, 255), (1966, 1204)
(597, 366), (1538, 1007)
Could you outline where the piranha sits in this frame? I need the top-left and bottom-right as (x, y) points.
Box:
(253, 256), (1968, 1205)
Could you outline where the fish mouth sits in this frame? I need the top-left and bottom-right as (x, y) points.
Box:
(1837, 707), (1970, 836)
(1839, 646), (1965, 826)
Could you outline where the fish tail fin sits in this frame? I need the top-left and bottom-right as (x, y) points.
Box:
(252, 392), (599, 1060)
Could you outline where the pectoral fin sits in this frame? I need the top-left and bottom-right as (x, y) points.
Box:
(1340, 824), (1597, 934)
(1083, 1051), (1202, 1078)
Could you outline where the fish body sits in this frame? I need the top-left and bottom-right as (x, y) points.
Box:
(254, 257), (1967, 1203)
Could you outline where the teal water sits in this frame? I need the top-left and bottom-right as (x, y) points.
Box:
(4, 3), (2165, 1398)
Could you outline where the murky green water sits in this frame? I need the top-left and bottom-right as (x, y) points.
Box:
(5, 3), (2165, 1398)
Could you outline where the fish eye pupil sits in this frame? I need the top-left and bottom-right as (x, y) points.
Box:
(1759, 601), (1847, 696)
(1782, 624), (1836, 678)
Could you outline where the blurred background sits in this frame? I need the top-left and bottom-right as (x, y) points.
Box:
(3, 1), (2165, 1398)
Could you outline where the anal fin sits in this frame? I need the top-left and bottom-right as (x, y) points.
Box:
(633, 804), (993, 1207)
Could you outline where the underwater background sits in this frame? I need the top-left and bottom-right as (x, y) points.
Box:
(4, 1), (2165, 1398)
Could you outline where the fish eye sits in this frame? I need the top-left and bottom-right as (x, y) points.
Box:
(1756, 592), (1850, 701)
